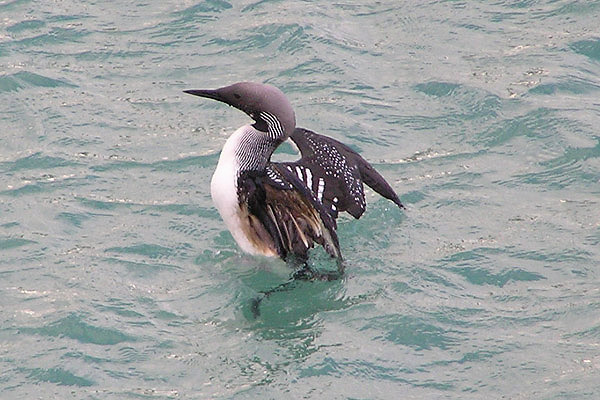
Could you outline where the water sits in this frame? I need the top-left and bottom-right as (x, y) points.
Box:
(1, 0), (599, 398)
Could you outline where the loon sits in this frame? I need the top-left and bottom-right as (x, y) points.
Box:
(184, 82), (404, 267)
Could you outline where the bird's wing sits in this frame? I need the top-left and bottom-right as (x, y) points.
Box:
(283, 127), (404, 219)
(237, 168), (341, 261)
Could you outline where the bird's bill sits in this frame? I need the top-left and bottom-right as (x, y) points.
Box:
(183, 89), (225, 103)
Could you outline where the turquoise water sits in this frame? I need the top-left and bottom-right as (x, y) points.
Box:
(2, 0), (600, 398)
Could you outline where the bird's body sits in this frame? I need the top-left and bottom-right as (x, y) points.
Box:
(210, 125), (274, 256)
(185, 82), (403, 265)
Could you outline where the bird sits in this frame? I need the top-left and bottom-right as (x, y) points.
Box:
(184, 82), (404, 277)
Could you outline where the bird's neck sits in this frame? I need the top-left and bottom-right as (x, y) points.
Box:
(220, 124), (280, 176)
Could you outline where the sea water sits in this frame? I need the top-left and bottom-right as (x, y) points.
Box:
(1, 1), (599, 398)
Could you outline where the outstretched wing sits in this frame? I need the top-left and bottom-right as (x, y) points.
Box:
(238, 168), (341, 261)
(236, 128), (402, 261)
(281, 127), (404, 219)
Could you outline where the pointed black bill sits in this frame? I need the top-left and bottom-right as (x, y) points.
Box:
(183, 89), (225, 103)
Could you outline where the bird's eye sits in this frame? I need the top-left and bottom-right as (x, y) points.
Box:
(233, 93), (241, 99)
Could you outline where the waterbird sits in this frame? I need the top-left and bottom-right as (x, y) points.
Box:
(184, 82), (404, 277)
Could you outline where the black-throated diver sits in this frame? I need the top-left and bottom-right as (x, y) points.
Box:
(184, 82), (404, 266)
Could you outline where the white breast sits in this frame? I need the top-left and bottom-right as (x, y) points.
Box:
(210, 125), (264, 255)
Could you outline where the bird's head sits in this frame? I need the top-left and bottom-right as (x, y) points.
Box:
(184, 82), (296, 141)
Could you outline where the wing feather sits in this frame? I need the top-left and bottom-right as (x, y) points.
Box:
(238, 170), (341, 261)
(287, 127), (404, 220)
(236, 128), (402, 261)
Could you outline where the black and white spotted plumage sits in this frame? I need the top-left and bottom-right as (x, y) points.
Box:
(184, 82), (404, 263)
(280, 128), (404, 220)
(234, 127), (404, 261)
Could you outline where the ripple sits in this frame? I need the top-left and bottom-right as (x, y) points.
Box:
(414, 81), (502, 121)
(571, 38), (600, 61)
(21, 367), (94, 387)
(0, 71), (76, 93)
(564, 325), (600, 339)
(90, 154), (216, 172)
(1, 27), (91, 50)
(512, 248), (592, 263)
(0, 237), (36, 250)
(0, 152), (78, 173)
(0, 174), (88, 197)
(136, 203), (215, 218)
(94, 299), (145, 319)
(450, 266), (545, 288)
(509, 137), (600, 189)
(541, 137), (600, 169)
(55, 211), (93, 228)
(207, 23), (306, 56)
(117, 345), (150, 363)
(72, 49), (156, 61)
(475, 107), (570, 148)
(168, 221), (203, 239)
(300, 356), (408, 383)
(531, 1), (600, 20)
(176, 0), (232, 17)
(528, 75), (600, 95)
(20, 314), (137, 345)
(6, 19), (46, 33)
(105, 243), (184, 260)
(360, 314), (458, 350)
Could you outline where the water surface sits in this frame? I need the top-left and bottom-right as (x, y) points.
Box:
(1, 1), (599, 398)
